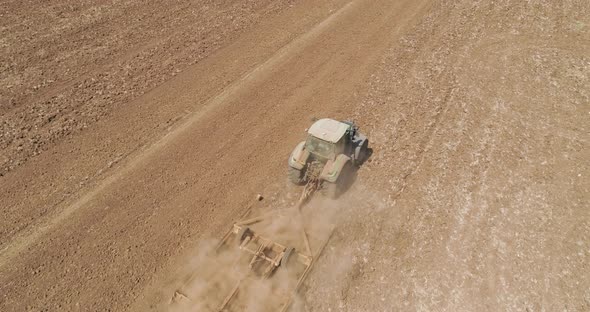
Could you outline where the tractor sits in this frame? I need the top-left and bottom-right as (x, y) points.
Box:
(288, 118), (369, 198)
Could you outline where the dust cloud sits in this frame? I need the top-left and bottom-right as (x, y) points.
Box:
(164, 185), (372, 312)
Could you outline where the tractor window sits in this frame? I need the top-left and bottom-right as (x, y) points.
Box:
(305, 136), (334, 159)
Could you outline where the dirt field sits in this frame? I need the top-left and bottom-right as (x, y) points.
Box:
(1, 0), (588, 311)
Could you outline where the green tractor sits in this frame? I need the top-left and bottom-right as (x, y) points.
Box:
(288, 118), (369, 199)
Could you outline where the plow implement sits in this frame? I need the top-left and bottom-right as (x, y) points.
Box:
(170, 177), (333, 312)
(214, 221), (331, 312)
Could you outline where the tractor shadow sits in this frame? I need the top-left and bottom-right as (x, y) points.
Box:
(339, 148), (373, 198)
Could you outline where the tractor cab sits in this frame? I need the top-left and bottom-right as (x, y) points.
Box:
(305, 118), (352, 161)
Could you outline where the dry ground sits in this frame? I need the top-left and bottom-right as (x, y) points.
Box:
(0, 0), (588, 311)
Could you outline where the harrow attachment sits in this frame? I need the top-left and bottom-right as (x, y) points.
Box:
(170, 178), (332, 312)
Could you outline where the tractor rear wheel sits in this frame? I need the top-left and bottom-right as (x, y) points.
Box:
(321, 161), (353, 199)
(288, 166), (305, 185)
(321, 181), (338, 199)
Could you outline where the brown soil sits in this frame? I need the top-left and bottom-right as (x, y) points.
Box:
(0, 0), (588, 311)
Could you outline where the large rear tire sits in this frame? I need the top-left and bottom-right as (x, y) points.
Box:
(321, 181), (338, 199)
(288, 166), (306, 185)
(340, 161), (354, 190)
(321, 161), (353, 199)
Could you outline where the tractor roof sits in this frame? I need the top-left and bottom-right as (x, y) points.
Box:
(307, 118), (349, 143)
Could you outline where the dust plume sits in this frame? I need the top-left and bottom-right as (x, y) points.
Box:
(164, 187), (356, 312)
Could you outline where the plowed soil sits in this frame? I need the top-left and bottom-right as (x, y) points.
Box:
(1, 0), (588, 311)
